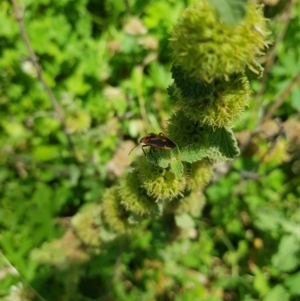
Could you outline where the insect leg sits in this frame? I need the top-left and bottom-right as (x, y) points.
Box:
(150, 147), (158, 164)
(141, 144), (149, 156)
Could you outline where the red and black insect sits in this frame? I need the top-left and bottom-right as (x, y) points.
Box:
(129, 132), (177, 163)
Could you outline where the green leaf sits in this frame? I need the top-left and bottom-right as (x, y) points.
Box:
(180, 127), (239, 163)
(253, 268), (270, 296)
(272, 235), (300, 272)
(207, 0), (249, 26)
(69, 164), (81, 187)
(149, 62), (172, 90)
(32, 183), (53, 215)
(0, 2), (18, 38)
(146, 151), (169, 168)
(263, 285), (289, 301)
(33, 145), (59, 161)
(170, 160), (184, 177)
(146, 148), (179, 169)
(285, 272), (300, 296)
(254, 209), (285, 232)
(2, 121), (27, 138)
(207, 127), (240, 160)
(180, 144), (210, 163)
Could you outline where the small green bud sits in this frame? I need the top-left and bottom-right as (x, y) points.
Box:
(169, 1), (269, 82)
(167, 110), (208, 148)
(175, 74), (251, 128)
(71, 204), (102, 247)
(102, 187), (128, 233)
(136, 156), (186, 201)
(185, 160), (213, 190)
(119, 171), (158, 215)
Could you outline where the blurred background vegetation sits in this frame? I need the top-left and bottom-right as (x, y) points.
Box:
(1, 0), (300, 300)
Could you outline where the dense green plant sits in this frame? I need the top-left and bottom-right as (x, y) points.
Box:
(1, 0), (300, 300)
(100, 0), (268, 234)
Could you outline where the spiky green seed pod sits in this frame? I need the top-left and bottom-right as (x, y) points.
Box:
(102, 187), (128, 233)
(185, 160), (213, 190)
(136, 156), (186, 201)
(169, 1), (269, 82)
(31, 229), (91, 267)
(119, 171), (158, 215)
(167, 110), (208, 148)
(71, 205), (102, 247)
(174, 74), (251, 128)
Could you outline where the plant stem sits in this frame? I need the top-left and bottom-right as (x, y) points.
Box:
(262, 72), (300, 123)
(255, 0), (297, 100)
(10, 0), (78, 162)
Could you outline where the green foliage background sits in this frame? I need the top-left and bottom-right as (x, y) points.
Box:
(1, 0), (300, 300)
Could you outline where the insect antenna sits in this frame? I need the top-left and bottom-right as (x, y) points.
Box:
(128, 143), (140, 155)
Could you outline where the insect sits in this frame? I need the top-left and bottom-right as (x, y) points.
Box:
(129, 132), (177, 163)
